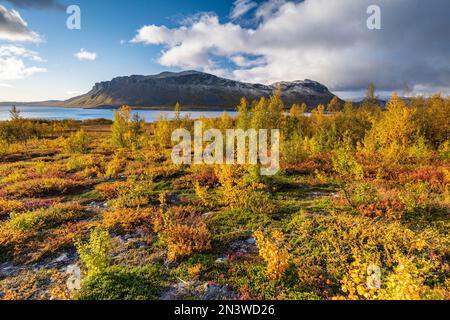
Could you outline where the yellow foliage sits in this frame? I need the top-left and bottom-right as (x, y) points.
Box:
(254, 230), (290, 281)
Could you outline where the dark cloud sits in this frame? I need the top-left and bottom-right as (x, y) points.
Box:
(134, 0), (450, 95)
(2, 0), (65, 10)
(0, 4), (41, 41)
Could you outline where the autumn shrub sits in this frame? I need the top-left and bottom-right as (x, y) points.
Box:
(145, 164), (181, 180)
(64, 129), (90, 154)
(96, 181), (131, 200)
(214, 165), (275, 215)
(0, 170), (26, 185)
(0, 199), (25, 220)
(153, 206), (211, 262)
(75, 228), (111, 278)
(396, 167), (448, 191)
(2, 203), (85, 233)
(362, 94), (420, 164)
(105, 151), (127, 178)
(0, 203), (87, 261)
(254, 230), (290, 281)
(335, 254), (448, 300)
(153, 114), (173, 148)
(193, 181), (214, 208)
(108, 179), (155, 209)
(190, 165), (218, 187)
(0, 269), (57, 300)
(438, 140), (450, 159)
(103, 208), (153, 233)
(66, 154), (95, 173)
(288, 211), (448, 299)
(111, 106), (145, 149)
(1, 177), (84, 198)
(408, 136), (433, 161)
(26, 221), (92, 263)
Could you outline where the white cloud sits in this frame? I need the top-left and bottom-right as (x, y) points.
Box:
(0, 5), (42, 42)
(66, 90), (82, 96)
(132, 0), (450, 94)
(0, 45), (46, 80)
(0, 44), (43, 62)
(230, 0), (258, 20)
(75, 49), (97, 61)
(0, 83), (13, 88)
(0, 57), (46, 80)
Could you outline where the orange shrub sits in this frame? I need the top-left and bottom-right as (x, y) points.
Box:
(103, 208), (153, 233)
(1, 177), (84, 198)
(190, 165), (218, 187)
(0, 199), (25, 219)
(96, 181), (131, 200)
(26, 221), (93, 263)
(153, 206), (211, 262)
(397, 167), (447, 190)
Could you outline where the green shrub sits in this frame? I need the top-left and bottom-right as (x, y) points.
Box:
(76, 265), (168, 300)
(75, 228), (111, 278)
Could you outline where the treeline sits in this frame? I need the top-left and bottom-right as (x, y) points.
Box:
(0, 107), (112, 144)
(149, 89), (449, 166)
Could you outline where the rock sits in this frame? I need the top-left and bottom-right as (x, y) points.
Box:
(159, 280), (205, 300)
(202, 284), (239, 300)
(159, 280), (238, 301)
(245, 238), (256, 245)
(202, 212), (215, 219)
(66, 264), (81, 291)
(0, 262), (23, 277)
(214, 257), (227, 264)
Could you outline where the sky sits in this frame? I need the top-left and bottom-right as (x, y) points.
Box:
(0, 0), (449, 102)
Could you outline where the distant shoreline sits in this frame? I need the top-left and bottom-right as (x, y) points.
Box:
(0, 103), (237, 112)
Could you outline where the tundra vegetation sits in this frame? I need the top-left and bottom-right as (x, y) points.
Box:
(0, 90), (448, 300)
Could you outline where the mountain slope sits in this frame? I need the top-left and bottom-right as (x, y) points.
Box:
(62, 71), (337, 109)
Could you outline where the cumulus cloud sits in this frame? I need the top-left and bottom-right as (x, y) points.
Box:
(75, 49), (97, 61)
(0, 5), (42, 42)
(0, 44), (46, 80)
(3, 0), (65, 11)
(0, 44), (43, 62)
(132, 0), (450, 95)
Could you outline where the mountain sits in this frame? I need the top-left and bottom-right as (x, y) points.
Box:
(61, 71), (337, 109)
(0, 71), (339, 109)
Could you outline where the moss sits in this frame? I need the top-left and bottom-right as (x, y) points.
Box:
(77, 265), (170, 300)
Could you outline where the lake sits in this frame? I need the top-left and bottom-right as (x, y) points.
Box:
(0, 106), (237, 122)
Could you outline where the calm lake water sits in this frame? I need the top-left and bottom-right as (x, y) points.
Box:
(0, 106), (237, 122)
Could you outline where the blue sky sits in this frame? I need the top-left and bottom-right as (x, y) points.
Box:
(0, 0), (235, 101)
(0, 0), (449, 101)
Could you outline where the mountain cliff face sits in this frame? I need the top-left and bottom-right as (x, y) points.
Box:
(63, 70), (337, 109)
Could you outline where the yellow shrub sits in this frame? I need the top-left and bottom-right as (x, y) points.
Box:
(254, 230), (290, 281)
(194, 182), (214, 208)
(0, 199), (25, 219)
(214, 165), (275, 214)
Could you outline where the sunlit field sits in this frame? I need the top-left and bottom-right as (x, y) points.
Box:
(0, 93), (448, 300)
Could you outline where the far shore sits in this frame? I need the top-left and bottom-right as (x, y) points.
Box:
(0, 103), (237, 112)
